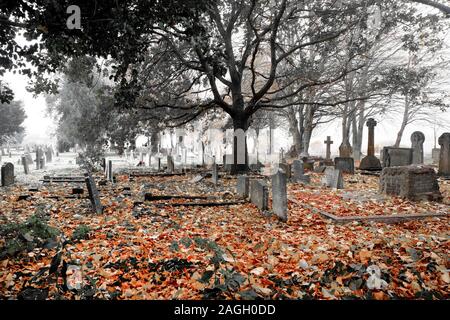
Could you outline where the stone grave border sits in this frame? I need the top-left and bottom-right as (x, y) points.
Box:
(288, 196), (447, 224)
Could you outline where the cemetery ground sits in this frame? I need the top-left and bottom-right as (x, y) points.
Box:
(0, 155), (449, 300)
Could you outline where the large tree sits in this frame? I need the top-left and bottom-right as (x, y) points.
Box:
(0, 100), (26, 145)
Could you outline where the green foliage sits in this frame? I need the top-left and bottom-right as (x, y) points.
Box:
(71, 225), (91, 241)
(0, 100), (27, 144)
(0, 214), (59, 258)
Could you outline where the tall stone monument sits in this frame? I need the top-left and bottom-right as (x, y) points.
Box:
(359, 118), (382, 171)
(411, 131), (425, 165)
(438, 133), (450, 177)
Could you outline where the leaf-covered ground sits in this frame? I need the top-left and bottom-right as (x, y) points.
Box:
(0, 171), (448, 300)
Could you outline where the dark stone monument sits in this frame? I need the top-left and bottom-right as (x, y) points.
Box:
(250, 180), (268, 211)
(438, 133), (450, 177)
(272, 170), (287, 222)
(382, 147), (412, 167)
(167, 155), (174, 173)
(380, 166), (442, 201)
(85, 173), (103, 214)
(339, 139), (353, 158)
(292, 160), (310, 184)
(411, 131), (425, 165)
(237, 176), (249, 198)
(1, 162), (14, 187)
(21, 156), (29, 175)
(360, 118), (382, 171)
(334, 157), (354, 174)
(107, 160), (113, 183)
(278, 163), (291, 180)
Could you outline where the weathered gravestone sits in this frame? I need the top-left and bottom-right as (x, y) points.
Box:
(360, 118), (382, 171)
(1, 163), (14, 187)
(236, 175), (249, 198)
(212, 162), (218, 185)
(85, 173), (103, 214)
(432, 148), (441, 165)
(21, 156), (29, 174)
(321, 167), (344, 189)
(334, 157), (354, 174)
(250, 179), (268, 211)
(379, 166), (442, 201)
(45, 148), (52, 163)
(167, 155), (174, 173)
(382, 147), (412, 167)
(107, 160), (113, 183)
(292, 160), (310, 184)
(272, 170), (288, 222)
(36, 148), (45, 169)
(411, 131), (425, 165)
(438, 133), (450, 177)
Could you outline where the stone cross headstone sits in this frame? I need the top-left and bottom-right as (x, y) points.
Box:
(236, 176), (249, 198)
(411, 131), (425, 165)
(272, 170), (288, 222)
(167, 155), (174, 173)
(438, 132), (450, 177)
(1, 162), (14, 187)
(21, 156), (29, 175)
(85, 173), (103, 214)
(360, 118), (382, 171)
(324, 136), (333, 160)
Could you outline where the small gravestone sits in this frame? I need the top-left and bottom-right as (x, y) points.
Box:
(432, 148), (440, 165)
(380, 166), (442, 201)
(236, 176), (249, 198)
(85, 174), (103, 214)
(250, 179), (268, 211)
(45, 148), (52, 163)
(321, 167), (344, 189)
(411, 131), (425, 165)
(272, 170), (287, 222)
(212, 162), (218, 185)
(107, 160), (114, 183)
(438, 133), (450, 177)
(292, 160), (310, 184)
(157, 157), (161, 171)
(1, 163), (14, 187)
(334, 157), (354, 174)
(339, 140), (353, 158)
(36, 148), (44, 169)
(360, 118), (382, 171)
(382, 147), (412, 167)
(167, 156), (174, 173)
(21, 156), (30, 174)
(101, 158), (106, 172)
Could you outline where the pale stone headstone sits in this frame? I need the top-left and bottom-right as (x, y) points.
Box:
(1, 162), (14, 187)
(334, 157), (354, 174)
(411, 131), (425, 165)
(438, 133), (450, 177)
(212, 163), (218, 185)
(85, 173), (103, 214)
(250, 180), (268, 211)
(360, 118), (382, 171)
(272, 170), (287, 222)
(322, 167), (344, 189)
(382, 147), (412, 167)
(236, 176), (249, 198)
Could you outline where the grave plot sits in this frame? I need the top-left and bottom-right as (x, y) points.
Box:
(288, 172), (449, 223)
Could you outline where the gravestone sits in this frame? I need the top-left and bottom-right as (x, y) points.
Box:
(334, 157), (354, 174)
(21, 156), (29, 174)
(292, 160), (310, 184)
(339, 140), (353, 158)
(438, 133), (450, 177)
(278, 163), (291, 180)
(36, 148), (44, 169)
(45, 148), (52, 163)
(250, 180), (268, 211)
(382, 147), (412, 167)
(212, 163), (218, 185)
(324, 136), (333, 161)
(25, 153), (33, 165)
(321, 167), (344, 189)
(157, 157), (161, 171)
(1, 163), (14, 187)
(85, 174), (103, 214)
(272, 170), (288, 222)
(236, 176), (249, 198)
(167, 155), (174, 173)
(432, 148), (440, 165)
(360, 118), (382, 171)
(411, 131), (425, 165)
(107, 160), (113, 183)
(101, 158), (106, 172)
(380, 166), (442, 201)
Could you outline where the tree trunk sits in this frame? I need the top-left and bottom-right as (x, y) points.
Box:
(301, 106), (315, 157)
(394, 96), (410, 147)
(231, 115), (249, 174)
(150, 130), (160, 154)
